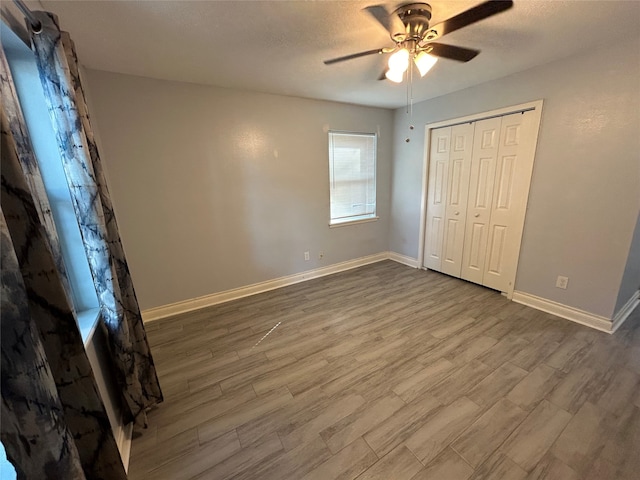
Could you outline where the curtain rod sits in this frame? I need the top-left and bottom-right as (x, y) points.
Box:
(13, 0), (41, 33)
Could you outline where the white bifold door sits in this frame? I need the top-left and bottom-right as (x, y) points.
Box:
(440, 123), (474, 278)
(423, 110), (537, 293)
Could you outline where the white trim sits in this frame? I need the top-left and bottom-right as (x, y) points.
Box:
(418, 100), (544, 284)
(612, 290), (640, 333)
(142, 252), (389, 322)
(117, 421), (133, 472)
(424, 100), (544, 130)
(80, 308), (101, 346)
(388, 252), (420, 268)
(417, 128), (431, 268)
(329, 216), (379, 228)
(512, 291), (615, 333)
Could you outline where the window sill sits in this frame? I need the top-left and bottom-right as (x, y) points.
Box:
(329, 216), (379, 228)
(78, 308), (101, 345)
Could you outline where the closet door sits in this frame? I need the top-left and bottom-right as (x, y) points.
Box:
(441, 123), (475, 277)
(483, 111), (536, 292)
(461, 117), (502, 284)
(423, 127), (451, 270)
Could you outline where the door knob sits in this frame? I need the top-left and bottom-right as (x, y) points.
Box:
(474, 213), (480, 217)
(455, 211), (460, 216)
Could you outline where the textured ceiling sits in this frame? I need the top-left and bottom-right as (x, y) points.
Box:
(9, 0), (640, 109)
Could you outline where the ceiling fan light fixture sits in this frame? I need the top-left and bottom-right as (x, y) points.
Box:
(388, 48), (410, 73)
(414, 51), (438, 77)
(385, 68), (404, 83)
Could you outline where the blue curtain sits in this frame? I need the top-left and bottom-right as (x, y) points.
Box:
(29, 11), (163, 427)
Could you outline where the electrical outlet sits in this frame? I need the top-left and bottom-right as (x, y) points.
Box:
(556, 275), (569, 289)
(318, 251), (324, 259)
(304, 251), (310, 261)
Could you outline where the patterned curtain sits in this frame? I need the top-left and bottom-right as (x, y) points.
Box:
(1, 107), (126, 478)
(0, 49), (74, 310)
(29, 11), (163, 427)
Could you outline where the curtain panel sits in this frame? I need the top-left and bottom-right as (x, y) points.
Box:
(0, 48), (74, 310)
(29, 11), (163, 426)
(1, 106), (126, 478)
(1, 210), (85, 480)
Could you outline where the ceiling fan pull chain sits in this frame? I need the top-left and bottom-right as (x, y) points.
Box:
(406, 70), (410, 114)
(410, 62), (414, 117)
(405, 60), (415, 143)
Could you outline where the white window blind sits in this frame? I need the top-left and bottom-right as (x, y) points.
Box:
(328, 131), (377, 225)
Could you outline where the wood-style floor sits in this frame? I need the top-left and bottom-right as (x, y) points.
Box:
(128, 261), (640, 480)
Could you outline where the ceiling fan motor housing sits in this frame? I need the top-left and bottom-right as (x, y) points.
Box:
(394, 3), (433, 43)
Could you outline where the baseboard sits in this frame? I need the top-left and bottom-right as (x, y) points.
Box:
(141, 254), (633, 335)
(612, 290), (640, 333)
(115, 420), (133, 471)
(388, 251), (420, 268)
(512, 291), (614, 333)
(142, 252), (391, 322)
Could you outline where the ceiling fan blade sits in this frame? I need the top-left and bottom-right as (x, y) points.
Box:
(428, 0), (514, 39)
(324, 48), (386, 65)
(428, 43), (480, 62)
(363, 5), (406, 37)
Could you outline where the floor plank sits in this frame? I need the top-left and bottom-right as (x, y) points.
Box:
(405, 396), (482, 465)
(413, 447), (474, 480)
(501, 400), (572, 472)
(320, 393), (405, 454)
(300, 437), (377, 480)
(356, 444), (423, 480)
(452, 397), (527, 468)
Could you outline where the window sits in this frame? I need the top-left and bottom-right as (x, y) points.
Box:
(3, 25), (100, 341)
(328, 131), (377, 226)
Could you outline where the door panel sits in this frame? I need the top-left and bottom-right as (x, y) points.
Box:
(427, 216), (443, 260)
(433, 160), (447, 204)
(443, 218), (460, 263)
(483, 111), (537, 292)
(461, 117), (502, 284)
(495, 154), (516, 210)
(486, 224), (507, 274)
(441, 123), (475, 277)
(475, 158), (494, 208)
(423, 127), (451, 270)
(449, 158), (464, 206)
(467, 223), (486, 269)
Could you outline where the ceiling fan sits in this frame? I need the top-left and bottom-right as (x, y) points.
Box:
(324, 1), (514, 82)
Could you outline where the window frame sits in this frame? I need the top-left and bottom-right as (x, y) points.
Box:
(328, 130), (378, 227)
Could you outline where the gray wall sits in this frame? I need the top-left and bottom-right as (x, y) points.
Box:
(616, 212), (640, 315)
(83, 70), (393, 310)
(389, 36), (640, 318)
